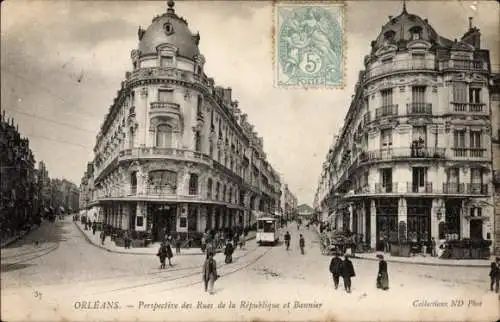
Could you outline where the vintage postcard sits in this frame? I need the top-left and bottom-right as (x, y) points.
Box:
(1, 0), (499, 322)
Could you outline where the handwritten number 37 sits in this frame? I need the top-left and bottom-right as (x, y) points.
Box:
(33, 290), (42, 300)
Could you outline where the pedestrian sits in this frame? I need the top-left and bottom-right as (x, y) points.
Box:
(284, 231), (291, 251)
(175, 235), (181, 255)
(299, 234), (305, 255)
(206, 241), (215, 260)
(157, 242), (168, 269)
(201, 234), (207, 253)
(489, 257), (500, 293)
(431, 237), (437, 257)
(224, 241), (234, 264)
(376, 254), (389, 290)
(92, 221), (97, 235)
(239, 233), (246, 250)
(100, 230), (106, 245)
(233, 233), (239, 249)
(124, 230), (131, 249)
(341, 254), (355, 293)
(203, 253), (219, 295)
(329, 252), (343, 290)
(165, 241), (174, 267)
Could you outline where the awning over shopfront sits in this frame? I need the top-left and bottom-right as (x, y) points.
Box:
(59, 206), (65, 212)
(44, 208), (49, 212)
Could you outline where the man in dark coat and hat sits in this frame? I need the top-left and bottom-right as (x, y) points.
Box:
(489, 257), (500, 293)
(329, 252), (343, 289)
(341, 254), (355, 293)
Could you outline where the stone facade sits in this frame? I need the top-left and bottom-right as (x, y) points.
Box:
(80, 1), (282, 241)
(314, 6), (495, 253)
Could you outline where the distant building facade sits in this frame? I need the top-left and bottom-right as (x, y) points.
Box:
(280, 181), (298, 221)
(296, 204), (314, 221)
(0, 112), (37, 238)
(491, 73), (500, 255)
(314, 6), (495, 251)
(83, 1), (282, 242)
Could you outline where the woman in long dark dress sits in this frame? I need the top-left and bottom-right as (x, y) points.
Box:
(376, 254), (389, 290)
(165, 241), (174, 267)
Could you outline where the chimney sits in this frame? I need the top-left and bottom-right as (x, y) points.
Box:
(469, 17), (473, 30)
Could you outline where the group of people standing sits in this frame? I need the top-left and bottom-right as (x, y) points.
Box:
(283, 231), (306, 254)
(329, 253), (389, 293)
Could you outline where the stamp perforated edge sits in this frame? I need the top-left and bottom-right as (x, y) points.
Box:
(271, 0), (347, 90)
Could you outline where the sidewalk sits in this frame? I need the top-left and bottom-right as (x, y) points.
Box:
(1, 225), (37, 249)
(314, 226), (492, 267)
(75, 221), (256, 256)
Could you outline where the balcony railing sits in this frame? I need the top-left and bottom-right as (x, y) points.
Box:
(375, 105), (398, 119)
(360, 147), (446, 163)
(443, 183), (488, 195)
(375, 182), (398, 193)
(150, 102), (181, 115)
(406, 103), (432, 115)
(451, 148), (486, 158)
(451, 102), (487, 114)
(119, 147), (212, 164)
(406, 182), (433, 193)
(439, 59), (486, 71)
(364, 59), (435, 81)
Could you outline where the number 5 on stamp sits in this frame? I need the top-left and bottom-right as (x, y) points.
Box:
(274, 1), (345, 88)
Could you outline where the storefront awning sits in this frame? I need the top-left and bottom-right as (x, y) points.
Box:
(59, 206), (65, 212)
(44, 208), (49, 212)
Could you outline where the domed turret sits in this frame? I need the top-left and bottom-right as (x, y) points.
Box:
(137, 0), (200, 59)
(371, 2), (441, 53)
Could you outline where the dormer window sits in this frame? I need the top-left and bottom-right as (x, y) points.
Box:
(409, 26), (422, 41)
(383, 30), (395, 45)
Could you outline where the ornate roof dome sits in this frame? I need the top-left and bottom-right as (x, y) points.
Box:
(137, 0), (200, 59)
(371, 3), (444, 53)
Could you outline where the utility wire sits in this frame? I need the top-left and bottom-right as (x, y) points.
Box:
(25, 132), (93, 149)
(8, 109), (97, 134)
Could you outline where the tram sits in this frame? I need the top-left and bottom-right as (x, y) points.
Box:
(256, 217), (279, 246)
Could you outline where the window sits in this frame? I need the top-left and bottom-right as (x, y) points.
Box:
(453, 130), (466, 148)
(148, 170), (177, 194)
(229, 188), (232, 203)
(209, 141), (214, 158)
(179, 217), (187, 228)
(156, 124), (173, 148)
(194, 131), (202, 152)
(453, 83), (467, 102)
(412, 126), (426, 145)
(412, 86), (426, 103)
(160, 56), (174, 67)
(207, 179), (212, 199)
(381, 88), (393, 107)
(215, 182), (220, 200)
(381, 168), (392, 192)
(471, 168), (482, 184)
(470, 131), (481, 148)
(410, 26), (422, 40)
(470, 207), (482, 217)
(128, 127), (135, 149)
(381, 57), (393, 64)
(380, 129), (393, 149)
(188, 174), (198, 195)
(412, 167), (426, 188)
(158, 89), (173, 102)
(222, 185), (226, 201)
(197, 95), (203, 115)
(447, 168), (460, 184)
(469, 88), (481, 103)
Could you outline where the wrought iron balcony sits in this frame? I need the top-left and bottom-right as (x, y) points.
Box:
(442, 183), (488, 195)
(406, 103), (432, 115)
(451, 102), (487, 114)
(406, 182), (433, 193)
(375, 182), (398, 193)
(361, 147), (445, 163)
(375, 105), (398, 119)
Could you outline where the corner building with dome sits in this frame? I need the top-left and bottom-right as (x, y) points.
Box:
(313, 4), (497, 255)
(82, 1), (282, 242)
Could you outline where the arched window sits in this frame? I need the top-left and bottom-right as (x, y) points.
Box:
(156, 124), (173, 148)
(207, 178), (213, 199)
(128, 127), (136, 149)
(189, 174), (199, 195)
(194, 131), (202, 152)
(130, 171), (137, 194)
(409, 26), (422, 41)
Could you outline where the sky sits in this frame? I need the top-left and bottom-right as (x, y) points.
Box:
(1, 0), (499, 206)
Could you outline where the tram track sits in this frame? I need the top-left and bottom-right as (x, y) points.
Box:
(96, 246), (273, 295)
(1, 243), (60, 271)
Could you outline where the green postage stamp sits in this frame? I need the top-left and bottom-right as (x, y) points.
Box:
(274, 1), (345, 88)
